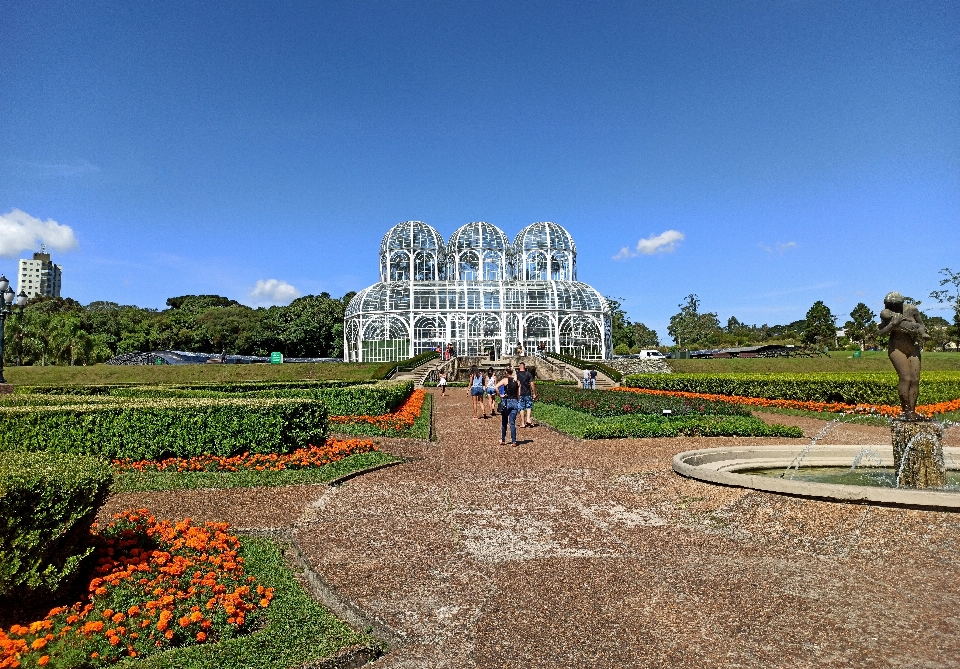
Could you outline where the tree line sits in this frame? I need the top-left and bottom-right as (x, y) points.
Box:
(1, 293), (355, 366)
(610, 267), (960, 353)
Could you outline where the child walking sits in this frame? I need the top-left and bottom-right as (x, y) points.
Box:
(437, 371), (447, 396)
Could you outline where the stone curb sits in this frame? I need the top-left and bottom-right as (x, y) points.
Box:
(673, 445), (960, 511)
(236, 527), (401, 656)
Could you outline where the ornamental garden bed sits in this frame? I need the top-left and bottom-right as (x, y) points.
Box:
(0, 510), (378, 669)
(533, 385), (802, 439)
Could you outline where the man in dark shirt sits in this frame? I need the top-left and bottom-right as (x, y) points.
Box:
(516, 362), (537, 427)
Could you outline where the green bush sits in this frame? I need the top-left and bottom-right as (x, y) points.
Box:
(0, 450), (113, 598)
(107, 381), (414, 416)
(331, 393), (432, 439)
(16, 379), (373, 396)
(537, 384), (750, 417)
(534, 403), (803, 439)
(0, 398), (328, 460)
(624, 372), (960, 405)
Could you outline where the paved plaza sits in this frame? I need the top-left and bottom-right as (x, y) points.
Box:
(104, 389), (960, 668)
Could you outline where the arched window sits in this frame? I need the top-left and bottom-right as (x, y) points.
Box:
(560, 315), (602, 360)
(523, 314), (554, 353)
(525, 251), (547, 281)
(550, 252), (569, 281)
(414, 315), (445, 355)
(483, 251), (502, 281)
(414, 252), (436, 281)
(361, 315), (410, 362)
(458, 251), (480, 281)
(390, 251), (410, 281)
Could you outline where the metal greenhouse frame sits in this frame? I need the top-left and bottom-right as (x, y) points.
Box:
(344, 221), (612, 362)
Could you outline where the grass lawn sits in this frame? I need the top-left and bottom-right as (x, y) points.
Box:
(2, 362), (384, 386)
(668, 350), (960, 374)
(116, 536), (380, 669)
(112, 450), (402, 492)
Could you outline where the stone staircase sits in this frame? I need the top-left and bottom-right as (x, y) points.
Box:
(541, 355), (618, 390)
(393, 357), (449, 388)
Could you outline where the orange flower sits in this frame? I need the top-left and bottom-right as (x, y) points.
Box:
(37, 656), (49, 666)
(196, 632), (207, 642)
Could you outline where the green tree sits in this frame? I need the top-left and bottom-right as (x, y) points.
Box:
(668, 294), (721, 348)
(630, 322), (660, 348)
(930, 267), (960, 345)
(802, 301), (837, 348)
(843, 302), (877, 350)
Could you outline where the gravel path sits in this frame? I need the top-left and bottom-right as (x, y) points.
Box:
(103, 391), (960, 668)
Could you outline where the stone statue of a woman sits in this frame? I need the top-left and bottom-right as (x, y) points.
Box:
(877, 291), (928, 421)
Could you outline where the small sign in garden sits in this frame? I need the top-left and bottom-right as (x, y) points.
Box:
(270, 352), (283, 364)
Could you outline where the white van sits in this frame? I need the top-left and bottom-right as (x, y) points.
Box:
(636, 349), (666, 359)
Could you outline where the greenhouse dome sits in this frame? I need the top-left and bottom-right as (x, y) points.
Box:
(345, 221), (611, 362)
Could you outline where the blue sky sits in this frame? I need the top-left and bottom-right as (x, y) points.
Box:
(1, 1), (957, 340)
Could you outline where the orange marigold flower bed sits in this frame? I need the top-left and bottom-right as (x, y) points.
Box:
(329, 388), (426, 430)
(0, 511), (273, 668)
(612, 387), (960, 418)
(113, 438), (377, 473)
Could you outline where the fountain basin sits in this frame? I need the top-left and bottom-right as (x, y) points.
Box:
(673, 445), (960, 511)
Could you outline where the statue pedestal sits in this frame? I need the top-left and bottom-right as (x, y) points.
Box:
(891, 419), (946, 488)
(0, 384), (12, 394)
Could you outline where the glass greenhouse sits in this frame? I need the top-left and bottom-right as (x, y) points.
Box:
(344, 221), (612, 362)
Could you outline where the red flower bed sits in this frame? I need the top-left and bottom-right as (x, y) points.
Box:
(329, 389), (426, 430)
(114, 438), (377, 473)
(0, 510), (270, 668)
(612, 387), (960, 417)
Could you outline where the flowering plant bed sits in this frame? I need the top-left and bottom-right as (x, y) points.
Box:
(0, 514), (375, 669)
(1, 510), (269, 667)
(329, 390), (431, 439)
(113, 439), (377, 473)
(612, 387), (960, 418)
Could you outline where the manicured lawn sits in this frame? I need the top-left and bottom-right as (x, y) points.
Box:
(2, 362), (384, 386)
(668, 350), (960, 374)
(112, 450), (402, 492)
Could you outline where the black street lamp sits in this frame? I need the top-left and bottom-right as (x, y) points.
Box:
(0, 274), (28, 385)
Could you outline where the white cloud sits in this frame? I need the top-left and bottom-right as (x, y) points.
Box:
(613, 229), (684, 260)
(760, 241), (798, 254)
(0, 209), (79, 258)
(249, 278), (301, 305)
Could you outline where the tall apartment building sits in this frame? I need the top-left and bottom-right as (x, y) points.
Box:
(17, 247), (62, 299)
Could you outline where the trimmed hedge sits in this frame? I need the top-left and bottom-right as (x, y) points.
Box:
(107, 381), (414, 416)
(0, 450), (113, 598)
(15, 379), (373, 396)
(623, 372), (960, 406)
(537, 384), (750, 417)
(0, 398), (328, 460)
(331, 393), (432, 440)
(534, 403), (803, 439)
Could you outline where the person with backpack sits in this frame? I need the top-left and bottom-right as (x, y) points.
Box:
(495, 367), (520, 445)
(468, 366), (484, 420)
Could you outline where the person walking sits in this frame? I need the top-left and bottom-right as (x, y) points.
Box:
(589, 368), (597, 390)
(483, 367), (497, 417)
(495, 367), (520, 445)
(516, 361), (537, 428)
(583, 368), (590, 389)
(437, 371), (447, 396)
(468, 366), (484, 419)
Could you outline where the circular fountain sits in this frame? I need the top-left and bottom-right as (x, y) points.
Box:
(673, 442), (960, 510)
(674, 292), (960, 510)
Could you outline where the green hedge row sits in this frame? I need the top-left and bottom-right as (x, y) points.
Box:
(0, 398), (328, 460)
(0, 450), (113, 598)
(535, 403), (803, 439)
(107, 381), (414, 416)
(15, 379), (373, 396)
(623, 372), (960, 405)
(331, 393), (432, 440)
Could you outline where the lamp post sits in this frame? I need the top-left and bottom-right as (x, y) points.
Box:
(0, 274), (28, 385)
